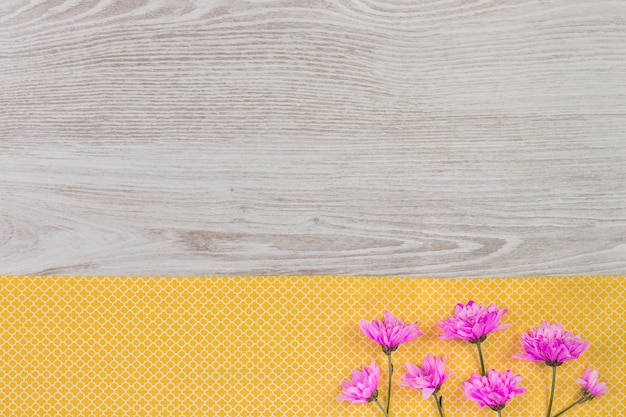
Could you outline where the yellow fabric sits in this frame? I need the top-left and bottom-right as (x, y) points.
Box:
(0, 276), (623, 416)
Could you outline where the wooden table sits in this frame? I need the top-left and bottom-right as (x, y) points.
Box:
(1, 0), (625, 276)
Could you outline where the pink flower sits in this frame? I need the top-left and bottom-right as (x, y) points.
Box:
(338, 361), (380, 403)
(360, 311), (423, 354)
(399, 354), (454, 399)
(576, 366), (608, 399)
(513, 322), (589, 366)
(463, 370), (526, 411)
(437, 301), (510, 343)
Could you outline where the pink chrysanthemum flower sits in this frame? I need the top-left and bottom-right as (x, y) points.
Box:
(399, 354), (454, 399)
(338, 361), (380, 403)
(437, 301), (510, 343)
(360, 311), (423, 354)
(513, 322), (589, 366)
(577, 366), (608, 400)
(463, 370), (526, 411)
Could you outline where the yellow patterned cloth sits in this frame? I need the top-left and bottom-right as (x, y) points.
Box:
(0, 276), (623, 416)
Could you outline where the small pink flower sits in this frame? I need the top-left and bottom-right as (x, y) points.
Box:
(437, 301), (510, 343)
(338, 361), (380, 403)
(399, 354), (454, 399)
(360, 311), (423, 354)
(513, 322), (589, 366)
(576, 366), (608, 399)
(463, 370), (526, 411)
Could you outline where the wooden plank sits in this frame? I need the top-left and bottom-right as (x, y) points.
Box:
(1, 0), (625, 276)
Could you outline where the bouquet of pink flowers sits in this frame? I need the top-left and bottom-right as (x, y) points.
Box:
(338, 302), (607, 417)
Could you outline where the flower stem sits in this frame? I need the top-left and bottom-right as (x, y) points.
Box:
(386, 353), (393, 415)
(546, 365), (557, 417)
(552, 397), (585, 417)
(497, 410), (502, 417)
(432, 393), (445, 417)
(374, 398), (389, 417)
(476, 341), (486, 376)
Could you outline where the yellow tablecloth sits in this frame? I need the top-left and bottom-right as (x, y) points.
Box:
(1, 276), (623, 416)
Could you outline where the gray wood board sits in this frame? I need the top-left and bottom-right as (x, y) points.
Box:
(1, 0), (625, 276)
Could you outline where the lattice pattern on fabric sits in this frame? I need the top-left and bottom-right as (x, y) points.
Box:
(0, 276), (623, 416)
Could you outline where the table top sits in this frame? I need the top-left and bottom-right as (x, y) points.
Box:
(1, 0), (625, 277)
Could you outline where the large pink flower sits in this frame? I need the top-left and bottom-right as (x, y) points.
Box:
(399, 354), (453, 399)
(360, 311), (423, 354)
(576, 366), (608, 399)
(513, 322), (589, 366)
(338, 361), (380, 403)
(463, 370), (526, 411)
(437, 301), (510, 343)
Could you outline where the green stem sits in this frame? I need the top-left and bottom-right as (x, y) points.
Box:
(476, 341), (486, 376)
(433, 393), (445, 417)
(552, 397), (585, 417)
(386, 353), (393, 415)
(374, 398), (389, 417)
(497, 410), (502, 417)
(546, 365), (557, 417)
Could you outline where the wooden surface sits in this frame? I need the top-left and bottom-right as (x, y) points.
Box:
(1, 0), (625, 277)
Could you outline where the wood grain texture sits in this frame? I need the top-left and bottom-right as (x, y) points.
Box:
(1, 0), (625, 276)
